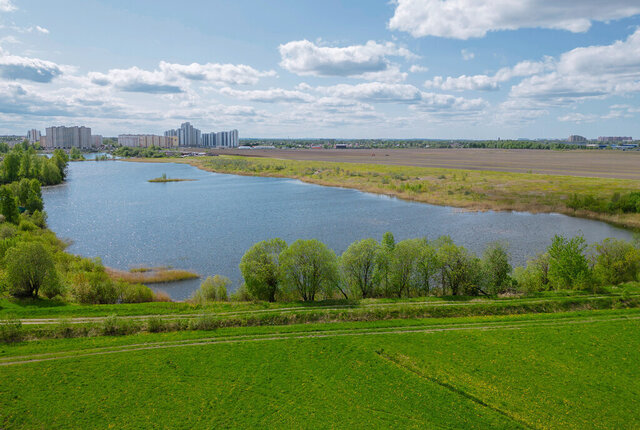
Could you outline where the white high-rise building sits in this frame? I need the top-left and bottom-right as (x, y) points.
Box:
(44, 126), (92, 149)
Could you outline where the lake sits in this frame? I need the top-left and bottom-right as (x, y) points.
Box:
(42, 160), (635, 300)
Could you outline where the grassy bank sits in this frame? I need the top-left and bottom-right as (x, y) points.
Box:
(2, 309), (639, 428)
(105, 267), (199, 284)
(148, 173), (195, 183)
(132, 155), (640, 229)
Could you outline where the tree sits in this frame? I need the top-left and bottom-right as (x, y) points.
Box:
(340, 238), (380, 298)
(415, 239), (440, 295)
(4, 242), (60, 298)
(375, 232), (396, 296)
(191, 275), (230, 303)
(279, 239), (339, 301)
(40, 159), (62, 185)
(434, 236), (482, 296)
(52, 149), (68, 180)
(481, 242), (512, 294)
(547, 235), (591, 289)
(239, 238), (287, 301)
(0, 186), (19, 224)
(591, 238), (640, 286)
(3, 151), (20, 183)
(388, 238), (423, 297)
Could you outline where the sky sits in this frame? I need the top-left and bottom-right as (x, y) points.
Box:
(1, 0), (640, 139)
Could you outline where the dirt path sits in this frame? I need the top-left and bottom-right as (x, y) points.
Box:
(13, 295), (629, 325)
(3, 314), (637, 367)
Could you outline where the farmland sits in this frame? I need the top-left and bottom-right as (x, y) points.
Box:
(2, 308), (639, 429)
(208, 148), (640, 180)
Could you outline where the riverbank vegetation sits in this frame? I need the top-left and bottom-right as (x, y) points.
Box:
(156, 155), (640, 229)
(106, 266), (199, 283)
(0, 150), (170, 309)
(148, 173), (195, 183)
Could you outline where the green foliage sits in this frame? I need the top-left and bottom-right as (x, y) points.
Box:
(0, 315), (24, 343)
(117, 282), (155, 303)
(3, 241), (61, 298)
(70, 270), (119, 304)
(591, 238), (640, 285)
(434, 236), (482, 295)
(340, 238), (380, 298)
(2, 151), (20, 182)
(548, 235), (592, 290)
(279, 239), (339, 301)
(0, 186), (19, 224)
(481, 242), (513, 294)
(69, 147), (85, 161)
(513, 253), (550, 293)
(191, 275), (231, 303)
(239, 238), (287, 301)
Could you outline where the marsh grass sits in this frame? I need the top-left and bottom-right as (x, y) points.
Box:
(106, 267), (199, 284)
(142, 155), (640, 229)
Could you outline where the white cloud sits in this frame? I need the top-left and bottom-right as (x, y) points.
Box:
(34, 26), (49, 34)
(219, 87), (314, 103)
(461, 49), (474, 60)
(510, 29), (640, 102)
(389, 0), (640, 39)
(89, 61), (276, 94)
(425, 59), (551, 91)
(409, 65), (429, 73)
(278, 39), (415, 82)
(0, 52), (62, 82)
(316, 82), (423, 103)
(158, 62), (276, 85)
(558, 113), (598, 123)
(0, 0), (16, 12)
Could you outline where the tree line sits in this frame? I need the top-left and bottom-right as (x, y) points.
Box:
(191, 233), (640, 302)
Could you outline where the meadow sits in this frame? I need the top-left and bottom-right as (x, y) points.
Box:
(138, 154), (640, 229)
(1, 308), (639, 429)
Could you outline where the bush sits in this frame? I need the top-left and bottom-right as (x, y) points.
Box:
(547, 235), (592, 290)
(591, 238), (640, 285)
(70, 271), (119, 304)
(481, 242), (513, 294)
(279, 239), (339, 301)
(117, 282), (154, 303)
(4, 241), (61, 298)
(18, 220), (38, 231)
(147, 316), (166, 333)
(191, 275), (231, 303)
(0, 223), (17, 239)
(0, 315), (24, 343)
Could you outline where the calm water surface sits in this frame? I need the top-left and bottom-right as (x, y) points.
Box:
(42, 160), (634, 300)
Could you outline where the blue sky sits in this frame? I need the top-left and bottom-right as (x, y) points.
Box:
(1, 0), (640, 139)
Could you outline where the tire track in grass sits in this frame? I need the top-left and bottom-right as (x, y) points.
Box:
(2, 314), (639, 367)
(376, 351), (535, 429)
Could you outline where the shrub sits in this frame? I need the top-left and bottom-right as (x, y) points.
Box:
(279, 239), (339, 301)
(591, 238), (640, 285)
(70, 271), (119, 304)
(18, 220), (38, 231)
(191, 275), (231, 303)
(0, 315), (24, 343)
(0, 223), (17, 239)
(547, 235), (592, 290)
(117, 282), (154, 303)
(230, 283), (251, 302)
(4, 241), (60, 298)
(147, 316), (166, 333)
(153, 291), (172, 302)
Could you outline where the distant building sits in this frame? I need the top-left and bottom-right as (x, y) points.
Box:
(92, 135), (103, 147)
(568, 135), (587, 143)
(118, 134), (178, 148)
(598, 136), (632, 142)
(44, 126), (93, 149)
(164, 122), (201, 147)
(27, 129), (41, 144)
(165, 123), (238, 148)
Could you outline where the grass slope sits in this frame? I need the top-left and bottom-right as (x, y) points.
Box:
(1, 310), (639, 429)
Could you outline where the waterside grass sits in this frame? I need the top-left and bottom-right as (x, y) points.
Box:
(105, 267), (199, 284)
(131, 155), (640, 229)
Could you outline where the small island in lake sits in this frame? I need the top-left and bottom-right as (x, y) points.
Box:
(148, 173), (196, 183)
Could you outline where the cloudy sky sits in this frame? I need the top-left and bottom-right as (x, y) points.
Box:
(1, 0), (640, 139)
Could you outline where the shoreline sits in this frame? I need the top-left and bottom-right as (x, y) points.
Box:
(127, 156), (640, 231)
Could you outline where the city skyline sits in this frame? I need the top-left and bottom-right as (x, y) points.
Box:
(0, 1), (640, 138)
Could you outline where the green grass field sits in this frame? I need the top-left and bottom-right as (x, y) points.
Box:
(2, 309), (639, 429)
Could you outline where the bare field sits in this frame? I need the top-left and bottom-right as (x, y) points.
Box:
(209, 148), (640, 180)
